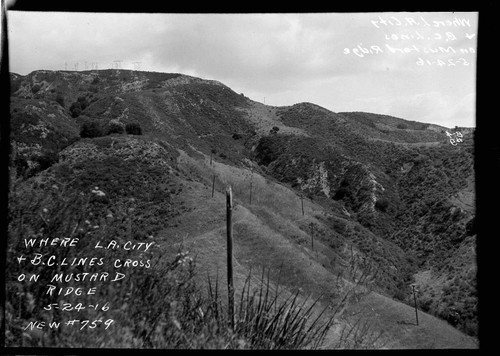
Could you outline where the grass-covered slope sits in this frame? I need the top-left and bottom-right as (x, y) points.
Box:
(339, 111), (447, 143)
(6, 69), (477, 348)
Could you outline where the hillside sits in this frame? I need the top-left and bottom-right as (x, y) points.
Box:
(6, 69), (477, 349)
(339, 111), (448, 144)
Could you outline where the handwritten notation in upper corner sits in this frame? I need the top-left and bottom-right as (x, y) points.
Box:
(446, 130), (463, 146)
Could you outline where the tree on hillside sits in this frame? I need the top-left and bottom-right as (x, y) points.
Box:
(70, 96), (90, 118)
(375, 198), (390, 212)
(106, 121), (125, 135)
(80, 120), (104, 138)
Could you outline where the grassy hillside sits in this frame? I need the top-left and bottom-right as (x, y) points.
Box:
(339, 111), (447, 143)
(6, 69), (477, 348)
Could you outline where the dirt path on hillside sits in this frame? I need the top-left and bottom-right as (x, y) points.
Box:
(367, 137), (442, 147)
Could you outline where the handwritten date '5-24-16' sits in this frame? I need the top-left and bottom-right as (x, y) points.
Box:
(416, 57), (470, 66)
(44, 302), (110, 312)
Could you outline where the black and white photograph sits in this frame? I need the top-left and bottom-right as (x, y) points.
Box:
(2, 1), (487, 351)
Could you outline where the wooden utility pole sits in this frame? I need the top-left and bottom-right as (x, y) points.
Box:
(249, 166), (253, 205)
(249, 179), (253, 204)
(310, 223), (314, 250)
(226, 186), (235, 330)
(412, 285), (419, 326)
(211, 175), (216, 198)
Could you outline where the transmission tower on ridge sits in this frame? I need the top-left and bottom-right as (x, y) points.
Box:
(133, 62), (142, 71)
(113, 60), (122, 70)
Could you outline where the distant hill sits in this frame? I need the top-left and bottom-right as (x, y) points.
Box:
(338, 111), (449, 143)
(6, 69), (477, 348)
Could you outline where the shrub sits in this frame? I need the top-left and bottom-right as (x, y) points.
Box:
(34, 150), (59, 171)
(80, 120), (104, 138)
(330, 218), (348, 234)
(375, 198), (390, 212)
(70, 101), (82, 117)
(125, 122), (143, 135)
(77, 95), (90, 108)
(396, 123), (408, 130)
(270, 126), (280, 135)
(70, 96), (90, 118)
(333, 186), (350, 201)
(255, 136), (281, 166)
(106, 121), (125, 135)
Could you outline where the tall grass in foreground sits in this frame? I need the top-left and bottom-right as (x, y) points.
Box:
(206, 267), (337, 350)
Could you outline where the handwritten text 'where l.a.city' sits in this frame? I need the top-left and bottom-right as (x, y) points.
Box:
(344, 14), (476, 67)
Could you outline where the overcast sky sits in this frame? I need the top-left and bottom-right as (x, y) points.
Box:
(7, 11), (477, 128)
